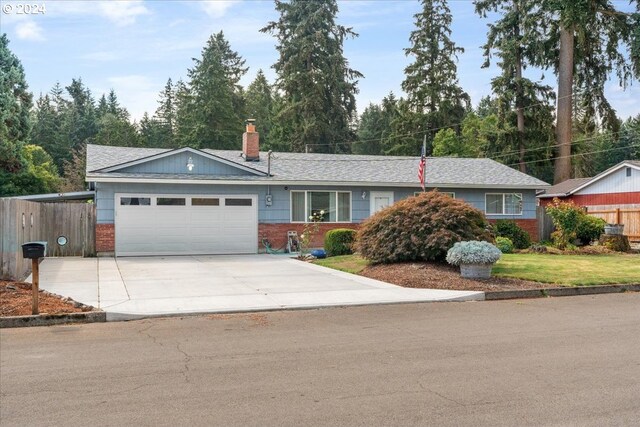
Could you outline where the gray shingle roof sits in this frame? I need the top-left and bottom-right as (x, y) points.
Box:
(538, 178), (591, 198)
(86, 144), (550, 188)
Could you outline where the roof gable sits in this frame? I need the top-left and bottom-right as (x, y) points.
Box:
(91, 147), (265, 177)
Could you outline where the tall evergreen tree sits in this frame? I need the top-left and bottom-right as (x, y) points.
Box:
(152, 78), (177, 147)
(1, 34), (62, 196)
(390, 0), (470, 156)
(175, 33), (245, 149)
(536, 1), (638, 183)
(0, 34), (32, 174)
(244, 70), (275, 149)
(476, 0), (555, 175)
(353, 93), (399, 155)
(261, 0), (363, 153)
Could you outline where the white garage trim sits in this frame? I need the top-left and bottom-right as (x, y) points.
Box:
(115, 193), (258, 256)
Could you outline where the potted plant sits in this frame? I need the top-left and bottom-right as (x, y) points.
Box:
(446, 241), (502, 279)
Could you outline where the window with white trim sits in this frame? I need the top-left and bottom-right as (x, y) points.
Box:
(485, 193), (523, 215)
(291, 191), (351, 222)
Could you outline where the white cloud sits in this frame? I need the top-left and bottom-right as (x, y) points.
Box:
(15, 21), (45, 41)
(43, 0), (150, 26)
(98, 1), (150, 26)
(201, 1), (239, 18)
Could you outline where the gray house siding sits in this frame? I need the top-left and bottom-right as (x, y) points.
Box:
(96, 182), (537, 224)
(118, 151), (256, 176)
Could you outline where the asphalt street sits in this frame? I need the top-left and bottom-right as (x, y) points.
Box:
(1, 293), (639, 426)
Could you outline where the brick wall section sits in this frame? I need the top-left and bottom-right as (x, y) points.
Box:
(96, 223), (115, 252)
(258, 223), (360, 251)
(488, 218), (538, 242)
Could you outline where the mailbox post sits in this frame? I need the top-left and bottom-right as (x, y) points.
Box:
(21, 242), (46, 315)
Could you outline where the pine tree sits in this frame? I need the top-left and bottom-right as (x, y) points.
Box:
(176, 33), (245, 149)
(536, 0), (638, 183)
(261, 0), (363, 153)
(244, 70), (274, 149)
(476, 0), (555, 175)
(153, 78), (177, 147)
(354, 93), (399, 155)
(0, 34), (33, 174)
(1, 35), (62, 196)
(391, 0), (470, 156)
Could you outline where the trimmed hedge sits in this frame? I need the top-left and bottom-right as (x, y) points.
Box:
(493, 220), (531, 249)
(324, 228), (357, 257)
(356, 191), (492, 263)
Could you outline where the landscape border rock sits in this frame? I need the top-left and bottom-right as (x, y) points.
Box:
(485, 284), (640, 300)
(0, 311), (106, 328)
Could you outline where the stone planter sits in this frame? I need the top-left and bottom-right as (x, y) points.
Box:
(459, 263), (494, 279)
(604, 224), (624, 235)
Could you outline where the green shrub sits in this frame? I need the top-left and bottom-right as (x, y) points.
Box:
(446, 241), (502, 266)
(493, 220), (531, 249)
(495, 236), (514, 253)
(324, 228), (357, 257)
(356, 191), (492, 264)
(576, 215), (606, 244)
(546, 199), (606, 248)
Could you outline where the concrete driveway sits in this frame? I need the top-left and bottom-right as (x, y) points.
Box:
(33, 255), (483, 320)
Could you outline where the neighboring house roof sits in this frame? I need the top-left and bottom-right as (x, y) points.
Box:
(86, 144), (550, 189)
(538, 178), (592, 198)
(538, 160), (640, 198)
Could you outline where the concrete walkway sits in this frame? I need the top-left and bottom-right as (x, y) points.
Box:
(31, 255), (484, 320)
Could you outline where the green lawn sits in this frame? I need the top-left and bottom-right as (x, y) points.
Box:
(314, 255), (369, 274)
(493, 253), (640, 286)
(315, 253), (640, 286)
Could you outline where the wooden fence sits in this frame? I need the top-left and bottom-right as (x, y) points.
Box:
(586, 205), (640, 242)
(0, 198), (96, 280)
(537, 206), (554, 242)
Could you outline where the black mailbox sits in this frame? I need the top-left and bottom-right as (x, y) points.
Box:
(22, 242), (46, 259)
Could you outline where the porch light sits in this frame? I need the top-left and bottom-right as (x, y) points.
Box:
(187, 157), (194, 171)
(361, 191), (367, 200)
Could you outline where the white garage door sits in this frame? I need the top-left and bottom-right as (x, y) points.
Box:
(115, 194), (258, 256)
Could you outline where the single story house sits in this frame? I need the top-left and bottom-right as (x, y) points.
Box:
(86, 123), (549, 256)
(538, 160), (640, 241)
(538, 160), (640, 207)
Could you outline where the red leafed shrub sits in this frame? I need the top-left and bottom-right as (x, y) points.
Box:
(356, 191), (492, 264)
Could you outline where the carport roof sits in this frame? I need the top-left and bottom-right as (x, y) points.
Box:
(86, 144), (550, 189)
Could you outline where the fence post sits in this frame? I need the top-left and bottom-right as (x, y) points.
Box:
(616, 208), (621, 224)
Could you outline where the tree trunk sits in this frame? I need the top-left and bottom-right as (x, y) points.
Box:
(554, 25), (574, 184)
(514, 14), (526, 173)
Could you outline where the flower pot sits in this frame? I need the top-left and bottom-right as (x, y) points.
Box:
(604, 224), (624, 235)
(459, 263), (493, 279)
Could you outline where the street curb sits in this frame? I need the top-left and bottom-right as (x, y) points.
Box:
(0, 311), (107, 329)
(485, 284), (640, 300)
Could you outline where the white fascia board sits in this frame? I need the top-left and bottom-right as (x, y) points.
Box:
(86, 175), (549, 190)
(567, 162), (640, 196)
(94, 147), (266, 176)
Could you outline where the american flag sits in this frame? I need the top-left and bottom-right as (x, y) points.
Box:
(417, 140), (426, 191)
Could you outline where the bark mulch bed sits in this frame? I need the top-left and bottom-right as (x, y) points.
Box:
(360, 262), (553, 292)
(0, 281), (93, 317)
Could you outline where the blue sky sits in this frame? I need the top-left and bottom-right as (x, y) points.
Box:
(1, 0), (638, 122)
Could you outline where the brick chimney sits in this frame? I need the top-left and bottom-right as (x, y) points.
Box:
(242, 119), (259, 161)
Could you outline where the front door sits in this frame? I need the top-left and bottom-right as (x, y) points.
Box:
(370, 191), (394, 215)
